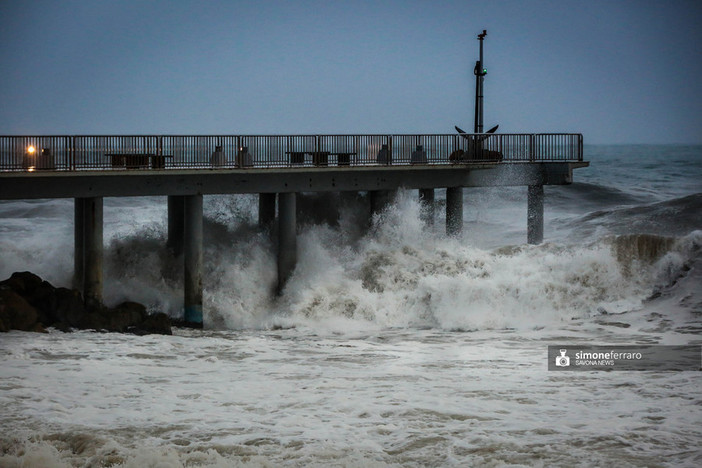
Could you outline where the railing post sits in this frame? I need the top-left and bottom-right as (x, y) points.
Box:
(237, 136), (242, 166)
(71, 136), (76, 170)
(354, 135), (359, 165)
(529, 134), (535, 162)
(387, 135), (392, 166)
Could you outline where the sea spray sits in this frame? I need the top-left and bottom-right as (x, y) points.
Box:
(1, 189), (699, 333)
(36, 191), (692, 332)
(270, 192), (682, 332)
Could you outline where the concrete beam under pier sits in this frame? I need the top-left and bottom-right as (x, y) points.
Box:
(527, 185), (544, 244)
(277, 192), (297, 294)
(0, 163), (588, 201)
(184, 194), (203, 325)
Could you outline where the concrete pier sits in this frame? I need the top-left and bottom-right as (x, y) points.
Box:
(73, 198), (85, 290)
(446, 187), (463, 236)
(0, 132), (586, 328)
(527, 185), (544, 244)
(167, 195), (185, 256)
(183, 194), (203, 324)
(277, 192), (297, 293)
(419, 188), (435, 226)
(82, 197), (103, 307)
(259, 193), (276, 229)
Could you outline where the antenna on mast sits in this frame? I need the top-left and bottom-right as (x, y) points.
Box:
(474, 29), (487, 134)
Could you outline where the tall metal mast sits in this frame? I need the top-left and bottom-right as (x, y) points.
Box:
(474, 30), (487, 134)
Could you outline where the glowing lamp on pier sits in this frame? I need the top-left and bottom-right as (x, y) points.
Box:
(23, 145), (37, 171)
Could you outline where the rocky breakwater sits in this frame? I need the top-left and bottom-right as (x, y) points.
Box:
(0, 271), (171, 335)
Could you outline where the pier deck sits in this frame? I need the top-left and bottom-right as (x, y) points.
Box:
(0, 133), (587, 326)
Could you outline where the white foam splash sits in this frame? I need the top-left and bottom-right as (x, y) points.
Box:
(1, 193), (697, 333)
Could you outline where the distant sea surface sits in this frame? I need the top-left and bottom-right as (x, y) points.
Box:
(1, 144), (701, 467)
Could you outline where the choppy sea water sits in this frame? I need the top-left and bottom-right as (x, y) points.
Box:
(0, 144), (701, 467)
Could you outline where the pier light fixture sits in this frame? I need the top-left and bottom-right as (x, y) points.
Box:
(24, 145), (37, 171)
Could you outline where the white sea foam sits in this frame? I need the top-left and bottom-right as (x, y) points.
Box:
(1, 327), (699, 467)
(1, 192), (697, 334)
(1, 146), (701, 466)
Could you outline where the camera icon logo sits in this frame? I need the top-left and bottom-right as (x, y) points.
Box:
(555, 349), (570, 367)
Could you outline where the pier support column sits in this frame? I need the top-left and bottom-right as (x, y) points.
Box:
(277, 192), (297, 294)
(73, 198), (85, 291)
(527, 185), (544, 244)
(83, 197), (103, 308)
(419, 189), (435, 226)
(259, 193), (276, 230)
(184, 194), (203, 325)
(370, 190), (396, 217)
(446, 187), (463, 236)
(167, 195), (185, 256)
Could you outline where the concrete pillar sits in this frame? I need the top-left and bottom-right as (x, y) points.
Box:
(83, 197), (103, 308)
(277, 192), (297, 294)
(167, 195), (185, 256)
(527, 185), (544, 244)
(419, 188), (435, 226)
(258, 193), (276, 229)
(446, 187), (463, 236)
(184, 194), (203, 325)
(73, 198), (85, 291)
(370, 189), (395, 217)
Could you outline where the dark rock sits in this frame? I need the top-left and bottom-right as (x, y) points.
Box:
(1, 272), (172, 336)
(76, 309), (110, 332)
(128, 327), (150, 336)
(104, 302), (147, 332)
(133, 312), (172, 335)
(54, 288), (85, 327)
(0, 287), (39, 331)
(113, 301), (147, 324)
(0, 271), (43, 297)
(53, 321), (72, 333)
(107, 308), (133, 333)
(29, 280), (58, 325)
(170, 318), (203, 329)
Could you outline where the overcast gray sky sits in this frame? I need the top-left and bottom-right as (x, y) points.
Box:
(1, 0), (700, 143)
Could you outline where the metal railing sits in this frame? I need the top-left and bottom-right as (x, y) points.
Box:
(0, 133), (583, 172)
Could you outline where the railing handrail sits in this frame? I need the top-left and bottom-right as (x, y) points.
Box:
(0, 133), (584, 172)
(0, 132), (582, 137)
